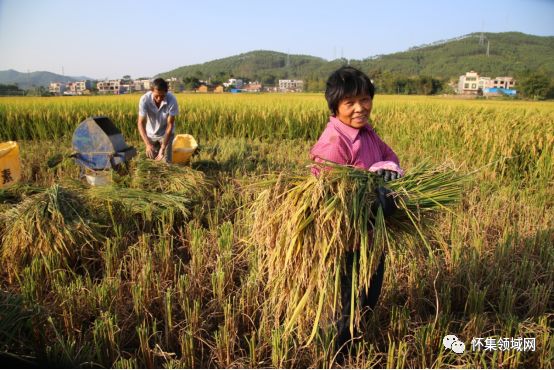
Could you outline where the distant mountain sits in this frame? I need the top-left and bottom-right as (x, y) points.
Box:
(159, 32), (554, 83)
(0, 69), (93, 89)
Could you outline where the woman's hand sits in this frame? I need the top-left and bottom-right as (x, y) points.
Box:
(375, 169), (400, 181)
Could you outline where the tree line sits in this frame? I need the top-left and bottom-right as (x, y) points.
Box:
(306, 70), (554, 99)
(305, 73), (445, 95)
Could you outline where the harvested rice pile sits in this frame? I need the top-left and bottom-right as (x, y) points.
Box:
(0, 184), (102, 280)
(131, 155), (210, 199)
(0, 157), (209, 280)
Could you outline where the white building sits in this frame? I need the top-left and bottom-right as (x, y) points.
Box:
(97, 79), (126, 94)
(458, 71), (516, 95)
(478, 76), (491, 91)
(458, 71), (480, 94)
(487, 77), (515, 89)
(64, 80), (92, 95)
(223, 78), (244, 88)
(242, 81), (263, 92)
(49, 82), (66, 95)
(133, 79), (151, 91)
(278, 79), (304, 92)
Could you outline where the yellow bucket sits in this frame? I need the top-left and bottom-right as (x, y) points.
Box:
(0, 141), (22, 188)
(172, 134), (198, 164)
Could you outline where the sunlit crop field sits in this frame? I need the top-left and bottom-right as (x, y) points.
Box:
(0, 93), (553, 368)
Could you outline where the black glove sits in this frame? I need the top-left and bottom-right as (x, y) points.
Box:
(375, 169), (399, 182)
(372, 186), (398, 218)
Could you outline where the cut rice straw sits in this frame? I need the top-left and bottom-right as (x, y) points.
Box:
(131, 156), (210, 200)
(249, 160), (467, 344)
(0, 184), (102, 281)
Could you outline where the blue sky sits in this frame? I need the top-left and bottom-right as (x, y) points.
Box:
(0, 0), (552, 79)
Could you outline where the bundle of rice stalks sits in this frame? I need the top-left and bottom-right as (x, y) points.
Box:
(130, 156), (210, 201)
(0, 184), (103, 280)
(0, 184), (44, 203)
(86, 186), (192, 222)
(0, 184), (45, 215)
(250, 161), (466, 344)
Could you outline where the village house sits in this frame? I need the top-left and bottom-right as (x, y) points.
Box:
(97, 79), (130, 94)
(64, 80), (93, 95)
(49, 80), (92, 95)
(196, 84), (224, 93)
(458, 71), (516, 96)
(488, 76), (515, 89)
(223, 78), (244, 89)
(48, 82), (66, 95)
(196, 84), (209, 93)
(242, 81), (263, 92)
(278, 79), (304, 92)
(133, 79), (151, 91)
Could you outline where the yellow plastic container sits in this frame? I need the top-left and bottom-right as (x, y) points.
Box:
(0, 141), (22, 188)
(172, 134), (198, 164)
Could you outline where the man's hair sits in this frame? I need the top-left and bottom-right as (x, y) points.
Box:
(151, 78), (169, 92)
(325, 66), (375, 115)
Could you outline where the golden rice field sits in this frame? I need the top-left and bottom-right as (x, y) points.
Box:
(0, 93), (553, 368)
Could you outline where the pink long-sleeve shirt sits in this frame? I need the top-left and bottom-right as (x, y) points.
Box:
(310, 116), (402, 175)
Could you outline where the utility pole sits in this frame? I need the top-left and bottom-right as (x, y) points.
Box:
(486, 40), (490, 57)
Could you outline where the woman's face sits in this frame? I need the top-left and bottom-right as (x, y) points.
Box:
(336, 94), (373, 129)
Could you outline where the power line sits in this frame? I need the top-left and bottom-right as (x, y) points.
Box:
(479, 32), (490, 57)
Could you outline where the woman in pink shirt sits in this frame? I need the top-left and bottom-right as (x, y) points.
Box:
(310, 66), (403, 357)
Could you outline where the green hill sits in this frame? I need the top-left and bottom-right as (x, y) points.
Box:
(159, 32), (554, 84)
(158, 50), (334, 85)
(360, 32), (554, 80)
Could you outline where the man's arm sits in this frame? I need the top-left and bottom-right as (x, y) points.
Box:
(155, 115), (175, 161)
(138, 114), (156, 159)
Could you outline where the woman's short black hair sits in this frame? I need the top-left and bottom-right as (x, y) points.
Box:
(325, 66), (375, 115)
(151, 78), (169, 92)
